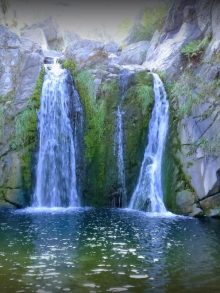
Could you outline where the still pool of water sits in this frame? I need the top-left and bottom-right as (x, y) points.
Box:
(0, 208), (220, 293)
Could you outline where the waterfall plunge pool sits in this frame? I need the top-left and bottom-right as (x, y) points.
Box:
(0, 208), (220, 292)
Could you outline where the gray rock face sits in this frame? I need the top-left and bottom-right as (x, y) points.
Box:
(0, 26), (44, 100)
(65, 39), (109, 69)
(0, 26), (44, 208)
(205, 0), (220, 59)
(143, 0), (219, 77)
(176, 190), (196, 214)
(0, 26), (21, 96)
(21, 27), (48, 50)
(119, 41), (149, 65)
(144, 22), (202, 77)
(63, 31), (81, 49)
(165, 0), (220, 216)
(21, 17), (64, 51)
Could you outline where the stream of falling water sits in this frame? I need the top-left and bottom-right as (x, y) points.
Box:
(129, 73), (169, 212)
(33, 61), (81, 207)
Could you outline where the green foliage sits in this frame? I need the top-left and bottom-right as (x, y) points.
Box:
(122, 72), (154, 197)
(127, 2), (171, 43)
(11, 68), (45, 191)
(66, 62), (155, 207)
(74, 70), (103, 161)
(63, 59), (78, 76)
(12, 69), (44, 149)
(181, 36), (210, 61)
(171, 71), (200, 118)
(162, 78), (194, 212)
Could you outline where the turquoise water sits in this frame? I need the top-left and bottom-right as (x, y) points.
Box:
(0, 208), (220, 292)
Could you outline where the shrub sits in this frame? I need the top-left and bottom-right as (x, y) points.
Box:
(12, 68), (45, 149)
(181, 36), (210, 61)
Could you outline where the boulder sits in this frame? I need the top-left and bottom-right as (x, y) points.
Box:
(119, 41), (149, 65)
(144, 22), (202, 77)
(63, 31), (81, 49)
(21, 17), (64, 51)
(65, 39), (108, 68)
(200, 193), (220, 212)
(176, 190), (196, 214)
(15, 38), (44, 106)
(0, 26), (44, 101)
(104, 42), (119, 54)
(21, 27), (48, 50)
(0, 25), (21, 96)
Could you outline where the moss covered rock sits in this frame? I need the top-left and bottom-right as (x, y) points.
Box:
(64, 59), (155, 207)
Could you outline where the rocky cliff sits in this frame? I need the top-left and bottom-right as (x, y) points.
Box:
(147, 0), (220, 216)
(0, 0), (220, 216)
(0, 25), (44, 208)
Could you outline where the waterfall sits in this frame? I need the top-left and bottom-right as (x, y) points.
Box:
(129, 73), (169, 213)
(33, 61), (81, 208)
(114, 70), (131, 207)
(115, 106), (127, 207)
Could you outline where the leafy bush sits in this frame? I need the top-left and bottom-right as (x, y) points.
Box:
(13, 68), (45, 149)
(181, 36), (210, 61)
(63, 59), (77, 76)
(11, 68), (45, 191)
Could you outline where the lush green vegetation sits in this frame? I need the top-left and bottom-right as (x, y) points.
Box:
(162, 79), (194, 211)
(123, 72), (154, 197)
(181, 36), (210, 62)
(11, 68), (45, 191)
(64, 60), (155, 206)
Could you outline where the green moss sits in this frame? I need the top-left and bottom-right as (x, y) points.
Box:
(181, 36), (211, 62)
(11, 68), (45, 192)
(162, 81), (195, 212)
(65, 61), (155, 207)
(63, 59), (77, 76)
(123, 72), (154, 198)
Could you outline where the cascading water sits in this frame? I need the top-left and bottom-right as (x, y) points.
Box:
(129, 73), (169, 213)
(33, 60), (81, 208)
(114, 70), (131, 207)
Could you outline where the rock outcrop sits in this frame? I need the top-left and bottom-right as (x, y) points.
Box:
(119, 41), (149, 65)
(157, 0), (220, 216)
(0, 25), (44, 208)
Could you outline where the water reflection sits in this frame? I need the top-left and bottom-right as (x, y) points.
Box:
(0, 209), (220, 292)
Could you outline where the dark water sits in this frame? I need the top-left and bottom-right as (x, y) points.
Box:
(0, 208), (220, 293)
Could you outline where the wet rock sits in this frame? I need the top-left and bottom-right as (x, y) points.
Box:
(144, 21), (202, 77)
(65, 39), (106, 68)
(189, 204), (203, 217)
(119, 41), (149, 65)
(0, 26), (44, 208)
(21, 27), (48, 50)
(21, 17), (64, 51)
(176, 190), (196, 215)
(200, 193), (220, 212)
(63, 31), (81, 49)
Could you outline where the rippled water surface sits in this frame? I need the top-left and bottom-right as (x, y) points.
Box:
(0, 208), (220, 292)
